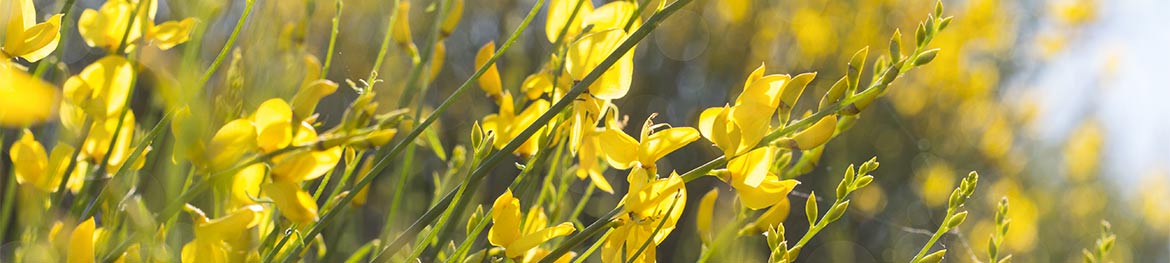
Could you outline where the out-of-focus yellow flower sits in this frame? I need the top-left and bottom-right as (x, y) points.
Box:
(598, 117), (698, 174)
(78, 0), (196, 51)
(566, 29), (633, 100)
(602, 172), (686, 263)
(231, 163), (266, 208)
(68, 218), (96, 263)
(440, 0), (463, 37)
(182, 204), (264, 263)
(82, 110), (148, 174)
(9, 130), (75, 192)
(392, 1), (412, 46)
(1051, 0), (1097, 26)
(482, 92), (550, 157)
(2, 0), (62, 62)
(489, 189), (577, 260)
(696, 189), (719, 243)
(0, 62), (58, 127)
(917, 161), (956, 207)
(63, 55), (134, 119)
(475, 41), (503, 100)
(2, 0), (61, 61)
(1063, 120), (1102, 182)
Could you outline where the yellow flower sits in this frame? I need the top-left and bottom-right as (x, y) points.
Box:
(698, 64), (814, 157)
(475, 41), (503, 100)
(597, 116), (698, 173)
(231, 163), (266, 208)
(602, 172), (686, 263)
(392, 1), (412, 46)
(62, 55), (134, 119)
(0, 62), (58, 127)
(68, 218), (96, 263)
(82, 110), (149, 174)
(10, 130), (76, 192)
(182, 204), (264, 263)
(2, 0), (62, 62)
(696, 189), (718, 243)
(721, 147), (799, 210)
(78, 0), (196, 51)
(571, 96), (614, 193)
(489, 189), (577, 260)
(482, 92), (550, 157)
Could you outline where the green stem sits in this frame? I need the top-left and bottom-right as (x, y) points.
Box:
(198, 0), (255, 88)
(366, 0), (403, 86)
(395, 0), (448, 107)
(321, 0), (343, 77)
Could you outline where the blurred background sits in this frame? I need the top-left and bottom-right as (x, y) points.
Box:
(15, 0), (1170, 261)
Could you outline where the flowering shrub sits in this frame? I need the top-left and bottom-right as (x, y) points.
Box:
(0, 0), (1160, 262)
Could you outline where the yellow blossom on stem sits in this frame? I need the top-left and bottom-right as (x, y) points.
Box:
(78, 0), (196, 52)
(489, 189), (577, 260)
(1, 0), (63, 62)
(603, 172), (686, 263)
(598, 115), (698, 174)
(482, 92), (550, 157)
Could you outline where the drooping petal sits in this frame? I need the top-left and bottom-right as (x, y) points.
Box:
(195, 204), (263, 242)
(566, 29), (632, 100)
(489, 189), (523, 248)
(637, 127), (699, 166)
(598, 127), (639, 170)
(475, 41), (503, 99)
(263, 181), (318, 224)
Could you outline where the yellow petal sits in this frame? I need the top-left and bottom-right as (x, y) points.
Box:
(69, 56), (134, 118)
(263, 181), (318, 224)
(475, 41), (502, 99)
(566, 29), (632, 100)
(5, 14), (62, 62)
(545, 0), (593, 43)
(196, 204), (263, 242)
(0, 64), (58, 127)
(734, 174), (798, 211)
(291, 79), (339, 120)
(429, 40), (446, 81)
(637, 127), (699, 167)
(727, 147), (772, 189)
(68, 218), (96, 263)
(489, 189), (523, 248)
(10, 130), (48, 190)
(583, 1), (639, 32)
(747, 196), (790, 233)
(392, 1), (412, 45)
(271, 146), (340, 182)
(512, 99), (551, 156)
(792, 115), (837, 150)
(598, 127), (639, 170)
(736, 74), (789, 110)
(520, 72), (552, 101)
(254, 99), (294, 152)
(440, 0), (463, 36)
(208, 119), (257, 171)
(523, 206), (549, 236)
(696, 189), (718, 243)
(743, 63), (766, 92)
(504, 223), (575, 259)
(231, 163), (266, 207)
(148, 17), (196, 50)
(779, 72), (817, 113)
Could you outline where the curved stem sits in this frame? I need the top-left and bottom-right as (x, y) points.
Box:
(198, 0), (255, 88)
